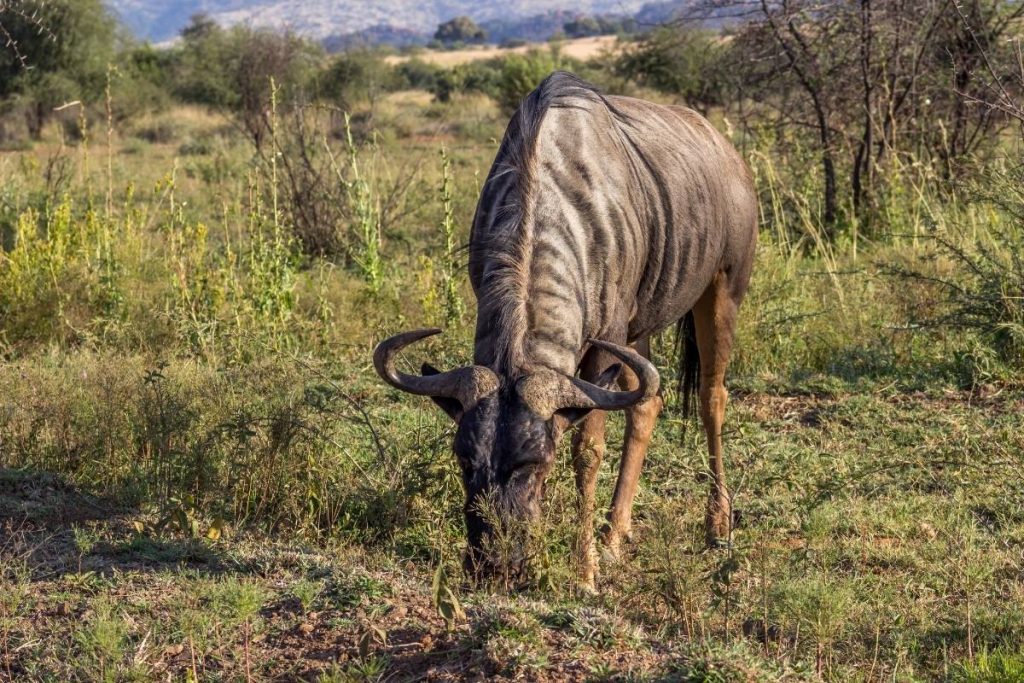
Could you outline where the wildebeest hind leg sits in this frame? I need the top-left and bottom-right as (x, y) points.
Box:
(602, 337), (663, 559)
(692, 271), (739, 547)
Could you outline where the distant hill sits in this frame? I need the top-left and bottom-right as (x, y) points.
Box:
(634, 0), (737, 28)
(481, 10), (590, 45)
(322, 25), (429, 52)
(105, 0), (689, 44)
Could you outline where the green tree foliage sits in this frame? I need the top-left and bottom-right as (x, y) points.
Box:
(424, 50), (575, 112)
(172, 14), (322, 146)
(172, 14), (238, 107)
(395, 58), (445, 92)
(495, 50), (562, 115)
(564, 15), (636, 38)
(434, 16), (486, 46)
(323, 48), (400, 110)
(564, 16), (602, 38)
(429, 59), (502, 103)
(0, 0), (118, 137)
(108, 44), (176, 121)
(615, 27), (730, 113)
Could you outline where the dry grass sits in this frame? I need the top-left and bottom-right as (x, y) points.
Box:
(384, 36), (621, 67)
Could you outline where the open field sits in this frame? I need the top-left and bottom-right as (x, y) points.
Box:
(2, 10), (1024, 678)
(383, 36), (621, 67)
(3, 386), (1021, 681)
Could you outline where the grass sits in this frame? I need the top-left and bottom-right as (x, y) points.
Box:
(0, 84), (1022, 681)
(2, 387), (1020, 680)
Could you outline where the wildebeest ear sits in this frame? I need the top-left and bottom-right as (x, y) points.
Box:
(422, 363), (463, 422)
(555, 363), (623, 427)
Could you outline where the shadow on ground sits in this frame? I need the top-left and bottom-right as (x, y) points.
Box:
(0, 468), (227, 578)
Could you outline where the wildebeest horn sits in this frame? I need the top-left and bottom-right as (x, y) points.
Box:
(374, 329), (498, 406)
(519, 339), (660, 417)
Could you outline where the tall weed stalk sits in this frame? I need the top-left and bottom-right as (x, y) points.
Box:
(438, 147), (464, 327)
(342, 113), (383, 294)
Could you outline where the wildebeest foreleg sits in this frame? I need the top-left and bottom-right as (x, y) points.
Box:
(571, 410), (606, 590)
(570, 346), (618, 590)
(693, 271), (739, 547)
(602, 337), (663, 559)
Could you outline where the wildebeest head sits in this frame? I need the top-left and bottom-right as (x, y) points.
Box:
(374, 329), (659, 580)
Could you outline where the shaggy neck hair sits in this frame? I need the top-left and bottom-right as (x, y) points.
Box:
(469, 72), (606, 378)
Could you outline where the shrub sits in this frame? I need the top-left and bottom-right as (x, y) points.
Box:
(494, 51), (562, 114)
(887, 197), (1024, 380)
(322, 49), (401, 110)
(109, 45), (174, 122)
(172, 16), (322, 148)
(429, 59), (503, 103)
(0, 0), (117, 137)
(614, 27), (732, 112)
(130, 119), (179, 144)
(395, 58), (444, 92)
(178, 136), (213, 156)
(434, 16), (486, 46)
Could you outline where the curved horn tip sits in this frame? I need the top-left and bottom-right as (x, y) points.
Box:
(585, 338), (661, 398)
(374, 328), (441, 357)
(373, 328), (443, 386)
(387, 328), (442, 344)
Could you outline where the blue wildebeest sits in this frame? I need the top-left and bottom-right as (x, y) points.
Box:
(375, 72), (757, 588)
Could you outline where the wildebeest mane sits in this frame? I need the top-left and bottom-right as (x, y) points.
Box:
(469, 72), (607, 376)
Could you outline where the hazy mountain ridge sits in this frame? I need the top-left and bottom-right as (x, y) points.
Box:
(107, 0), (682, 44)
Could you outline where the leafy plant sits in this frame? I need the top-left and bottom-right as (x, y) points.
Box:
(342, 113), (383, 294)
(887, 224), (1024, 377)
(431, 563), (465, 631)
(291, 578), (325, 612)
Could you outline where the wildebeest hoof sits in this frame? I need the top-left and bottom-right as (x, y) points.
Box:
(705, 496), (732, 548)
(706, 536), (733, 550)
(578, 579), (598, 595)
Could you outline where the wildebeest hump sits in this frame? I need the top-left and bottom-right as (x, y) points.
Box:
(469, 72), (757, 376)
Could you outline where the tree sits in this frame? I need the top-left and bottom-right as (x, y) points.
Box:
(665, 0), (1024, 233)
(173, 16), (321, 148)
(323, 48), (399, 113)
(0, 0), (118, 137)
(434, 16), (486, 46)
(173, 14), (237, 107)
(615, 26), (731, 114)
(564, 16), (602, 38)
(495, 50), (562, 114)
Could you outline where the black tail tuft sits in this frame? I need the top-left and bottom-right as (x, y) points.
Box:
(677, 311), (700, 420)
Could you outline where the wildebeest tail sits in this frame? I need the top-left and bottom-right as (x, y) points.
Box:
(676, 311), (700, 419)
